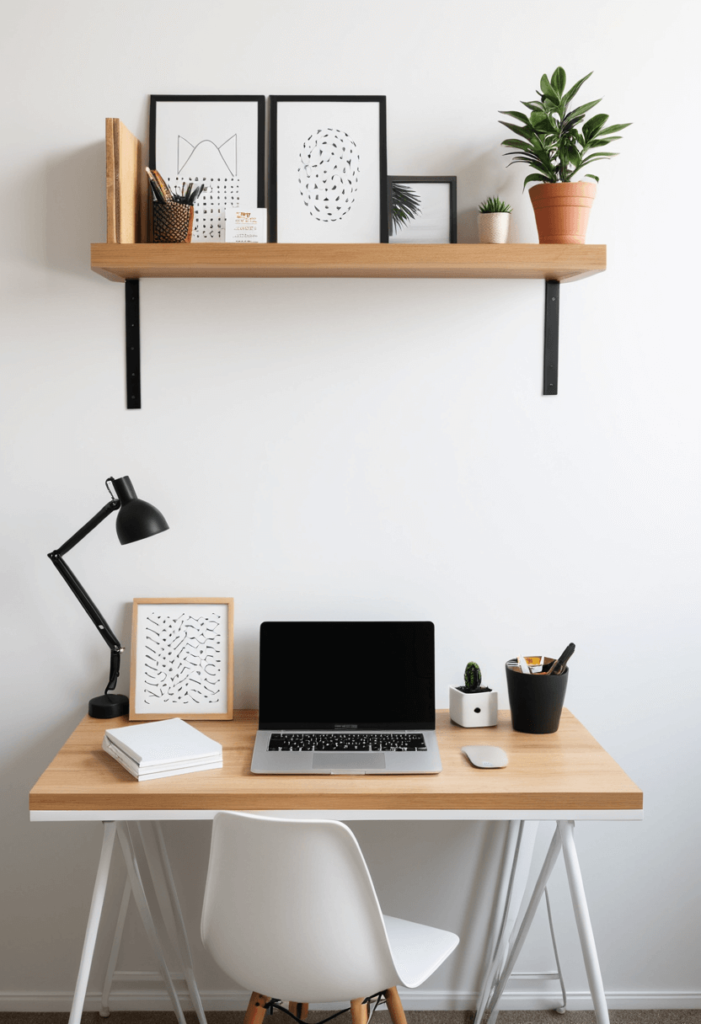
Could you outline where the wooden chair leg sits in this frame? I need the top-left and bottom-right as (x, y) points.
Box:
(385, 987), (407, 1024)
(244, 992), (271, 1024)
(292, 1004), (309, 1021)
(351, 998), (368, 1024)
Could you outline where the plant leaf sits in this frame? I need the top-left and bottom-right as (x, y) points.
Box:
(583, 112), (609, 138)
(501, 139), (536, 151)
(598, 122), (632, 135)
(569, 99), (602, 121)
(521, 100), (544, 111)
(499, 120), (537, 140)
(561, 71), (593, 110)
(540, 74), (559, 101)
(585, 174), (600, 182)
(498, 110), (531, 124)
(523, 173), (554, 190)
(551, 67), (567, 96)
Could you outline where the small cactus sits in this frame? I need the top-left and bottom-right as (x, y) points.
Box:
(463, 661), (482, 692)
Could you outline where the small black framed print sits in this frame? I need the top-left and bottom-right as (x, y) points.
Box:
(269, 96), (388, 243)
(388, 176), (458, 243)
(149, 95), (265, 242)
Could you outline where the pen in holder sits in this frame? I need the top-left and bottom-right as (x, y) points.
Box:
(147, 167), (205, 243)
(505, 657), (568, 734)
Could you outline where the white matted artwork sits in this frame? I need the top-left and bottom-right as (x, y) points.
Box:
(388, 176), (457, 244)
(270, 96), (387, 243)
(130, 598), (234, 720)
(149, 96), (264, 242)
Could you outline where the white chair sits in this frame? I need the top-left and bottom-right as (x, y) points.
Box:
(201, 812), (460, 1024)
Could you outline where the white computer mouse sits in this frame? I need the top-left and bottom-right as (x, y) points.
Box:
(462, 745), (509, 769)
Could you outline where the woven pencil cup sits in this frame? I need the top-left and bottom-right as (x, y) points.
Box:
(153, 202), (192, 243)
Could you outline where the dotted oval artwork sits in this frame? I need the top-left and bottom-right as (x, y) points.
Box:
(298, 129), (359, 222)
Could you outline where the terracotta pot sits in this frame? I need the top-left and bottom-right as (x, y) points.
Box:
(529, 181), (596, 244)
(478, 212), (510, 244)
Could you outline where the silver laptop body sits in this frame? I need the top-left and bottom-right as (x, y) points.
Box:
(251, 621), (442, 775)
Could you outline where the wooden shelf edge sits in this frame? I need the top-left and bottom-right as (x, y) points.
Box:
(91, 243), (606, 284)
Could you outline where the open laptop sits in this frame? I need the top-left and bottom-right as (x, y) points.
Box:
(251, 621), (441, 775)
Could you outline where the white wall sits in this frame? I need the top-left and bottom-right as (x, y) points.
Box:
(1, 0), (700, 1011)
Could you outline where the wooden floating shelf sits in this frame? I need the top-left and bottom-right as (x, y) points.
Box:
(91, 242), (606, 284)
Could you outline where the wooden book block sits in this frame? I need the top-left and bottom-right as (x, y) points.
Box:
(106, 118), (142, 243)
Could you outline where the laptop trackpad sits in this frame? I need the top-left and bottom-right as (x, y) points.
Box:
(313, 752), (386, 771)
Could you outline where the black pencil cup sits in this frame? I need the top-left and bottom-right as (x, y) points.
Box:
(505, 659), (568, 734)
(152, 202), (192, 243)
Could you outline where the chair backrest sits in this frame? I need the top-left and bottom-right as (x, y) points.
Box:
(201, 811), (400, 1003)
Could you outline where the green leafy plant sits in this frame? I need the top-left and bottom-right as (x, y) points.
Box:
(500, 67), (630, 188)
(479, 196), (513, 214)
(460, 661), (491, 694)
(391, 181), (422, 233)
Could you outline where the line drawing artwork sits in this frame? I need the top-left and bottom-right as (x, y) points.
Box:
(298, 129), (359, 222)
(142, 612), (224, 706)
(177, 134), (238, 175)
(166, 132), (240, 241)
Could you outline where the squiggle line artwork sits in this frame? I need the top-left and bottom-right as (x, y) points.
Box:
(142, 612), (223, 705)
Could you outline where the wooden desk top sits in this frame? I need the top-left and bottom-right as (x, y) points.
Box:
(30, 710), (642, 817)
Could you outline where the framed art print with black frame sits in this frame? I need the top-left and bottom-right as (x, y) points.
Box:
(388, 175), (457, 244)
(149, 95), (265, 243)
(269, 95), (388, 243)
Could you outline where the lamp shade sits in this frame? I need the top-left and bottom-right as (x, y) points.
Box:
(112, 476), (169, 545)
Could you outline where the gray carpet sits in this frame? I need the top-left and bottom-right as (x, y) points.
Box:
(1, 1011), (700, 1024)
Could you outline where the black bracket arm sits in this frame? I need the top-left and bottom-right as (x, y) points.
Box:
(126, 279), (141, 409)
(543, 280), (560, 395)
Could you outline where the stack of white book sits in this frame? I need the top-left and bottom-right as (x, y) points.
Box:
(103, 718), (223, 781)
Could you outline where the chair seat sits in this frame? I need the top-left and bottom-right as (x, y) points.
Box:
(383, 914), (460, 989)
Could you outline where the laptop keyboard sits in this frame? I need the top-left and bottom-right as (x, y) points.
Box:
(268, 733), (428, 752)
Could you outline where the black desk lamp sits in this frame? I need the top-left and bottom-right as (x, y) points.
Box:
(48, 476), (169, 719)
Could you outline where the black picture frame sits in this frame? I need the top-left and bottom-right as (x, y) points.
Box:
(269, 95), (388, 243)
(149, 95), (265, 241)
(387, 175), (458, 243)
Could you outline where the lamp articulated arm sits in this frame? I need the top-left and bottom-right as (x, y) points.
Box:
(48, 499), (124, 694)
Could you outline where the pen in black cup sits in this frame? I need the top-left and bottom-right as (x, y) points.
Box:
(548, 642), (575, 675)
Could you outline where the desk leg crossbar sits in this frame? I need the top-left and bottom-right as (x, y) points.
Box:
(68, 821), (207, 1024)
(476, 820), (609, 1024)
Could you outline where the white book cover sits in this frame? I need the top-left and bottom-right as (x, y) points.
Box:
(104, 718), (222, 768)
(102, 736), (223, 781)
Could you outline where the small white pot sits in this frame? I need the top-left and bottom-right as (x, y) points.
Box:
(449, 686), (498, 727)
(478, 212), (510, 244)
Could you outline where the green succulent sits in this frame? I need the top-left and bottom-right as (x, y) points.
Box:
(500, 67), (631, 188)
(479, 196), (513, 214)
(463, 662), (482, 692)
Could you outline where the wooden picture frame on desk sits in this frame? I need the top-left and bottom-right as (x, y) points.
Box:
(129, 597), (234, 721)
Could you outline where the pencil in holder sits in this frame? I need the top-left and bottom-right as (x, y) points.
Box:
(152, 202), (194, 243)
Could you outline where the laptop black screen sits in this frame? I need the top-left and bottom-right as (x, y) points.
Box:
(259, 621), (435, 730)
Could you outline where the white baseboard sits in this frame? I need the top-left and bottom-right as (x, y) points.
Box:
(1, 988), (700, 1012)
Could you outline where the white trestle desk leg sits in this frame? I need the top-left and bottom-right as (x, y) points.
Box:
(485, 825), (563, 1024)
(139, 823), (208, 1024)
(68, 821), (117, 1024)
(100, 874), (131, 1016)
(474, 822), (522, 1024)
(544, 887), (567, 1013)
(558, 821), (609, 1024)
(116, 824), (188, 1024)
(474, 821), (539, 1024)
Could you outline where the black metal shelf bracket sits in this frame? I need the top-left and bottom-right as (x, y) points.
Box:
(125, 279), (141, 409)
(120, 275), (563, 407)
(543, 279), (560, 396)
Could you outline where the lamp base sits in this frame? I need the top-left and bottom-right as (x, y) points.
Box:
(89, 693), (129, 719)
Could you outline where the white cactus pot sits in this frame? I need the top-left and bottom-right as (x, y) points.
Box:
(449, 686), (499, 727)
(478, 212), (510, 244)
